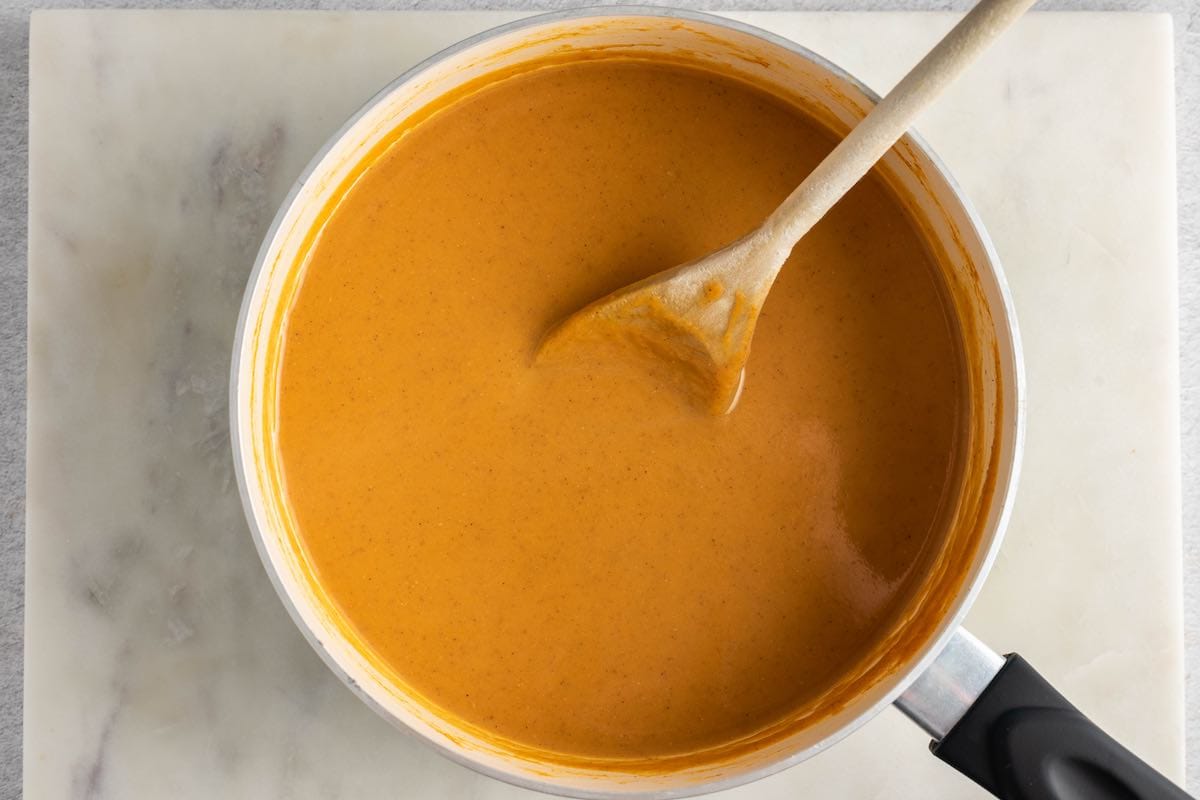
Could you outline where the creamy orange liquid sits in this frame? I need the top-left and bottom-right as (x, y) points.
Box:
(278, 60), (964, 761)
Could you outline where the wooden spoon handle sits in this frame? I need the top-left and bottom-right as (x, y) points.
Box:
(767, 0), (1037, 248)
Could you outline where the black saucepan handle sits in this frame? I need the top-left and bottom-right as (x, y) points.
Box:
(932, 653), (1190, 799)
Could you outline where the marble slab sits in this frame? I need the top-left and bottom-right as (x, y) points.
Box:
(25, 10), (1181, 799)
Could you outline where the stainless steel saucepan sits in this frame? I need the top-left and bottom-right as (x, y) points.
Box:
(230, 9), (1188, 799)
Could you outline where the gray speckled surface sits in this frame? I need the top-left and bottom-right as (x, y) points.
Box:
(1, 2), (1196, 798)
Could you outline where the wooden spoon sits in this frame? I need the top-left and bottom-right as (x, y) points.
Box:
(538, 0), (1036, 413)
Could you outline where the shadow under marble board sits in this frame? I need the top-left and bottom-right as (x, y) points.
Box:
(25, 10), (1180, 799)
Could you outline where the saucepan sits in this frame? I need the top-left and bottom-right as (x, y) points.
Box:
(230, 8), (1188, 799)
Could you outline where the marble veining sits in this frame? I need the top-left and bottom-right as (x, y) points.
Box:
(25, 10), (1181, 799)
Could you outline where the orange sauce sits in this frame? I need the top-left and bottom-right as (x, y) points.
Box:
(277, 59), (965, 763)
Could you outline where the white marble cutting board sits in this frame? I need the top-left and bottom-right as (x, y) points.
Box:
(25, 10), (1181, 799)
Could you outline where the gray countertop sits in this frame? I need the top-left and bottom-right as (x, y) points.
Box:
(1, 1), (1196, 797)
